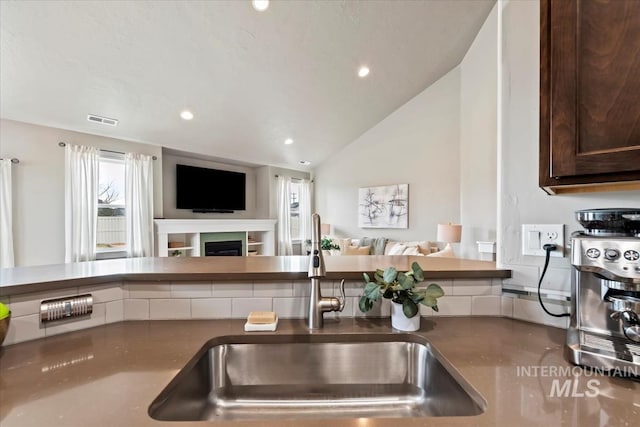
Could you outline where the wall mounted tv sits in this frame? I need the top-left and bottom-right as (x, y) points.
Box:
(176, 164), (246, 212)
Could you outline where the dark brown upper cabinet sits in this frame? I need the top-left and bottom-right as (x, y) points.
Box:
(540, 0), (640, 194)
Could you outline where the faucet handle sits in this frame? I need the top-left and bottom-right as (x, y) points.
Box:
(337, 279), (346, 312)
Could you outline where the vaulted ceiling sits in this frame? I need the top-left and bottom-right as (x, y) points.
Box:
(1, 0), (495, 170)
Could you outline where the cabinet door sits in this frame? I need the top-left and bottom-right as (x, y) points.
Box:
(545, 0), (640, 178)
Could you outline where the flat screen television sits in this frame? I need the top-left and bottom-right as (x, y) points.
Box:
(176, 164), (246, 212)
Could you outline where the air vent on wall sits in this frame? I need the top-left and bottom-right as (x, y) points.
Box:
(87, 114), (118, 126)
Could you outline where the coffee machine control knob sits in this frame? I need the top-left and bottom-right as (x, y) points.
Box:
(624, 250), (639, 261)
(604, 248), (620, 261)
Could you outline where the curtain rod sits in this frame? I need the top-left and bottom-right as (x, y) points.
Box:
(0, 158), (19, 164)
(58, 142), (157, 160)
(274, 174), (313, 183)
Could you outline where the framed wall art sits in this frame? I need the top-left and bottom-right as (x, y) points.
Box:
(358, 184), (408, 228)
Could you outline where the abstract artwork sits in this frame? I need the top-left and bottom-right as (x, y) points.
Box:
(358, 184), (409, 228)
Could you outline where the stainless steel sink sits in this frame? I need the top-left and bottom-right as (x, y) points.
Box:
(148, 333), (486, 421)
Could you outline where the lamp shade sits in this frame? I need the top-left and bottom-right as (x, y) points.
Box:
(437, 223), (462, 243)
(321, 223), (331, 236)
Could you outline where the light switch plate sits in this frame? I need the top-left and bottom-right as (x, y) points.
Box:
(522, 224), (564, 257)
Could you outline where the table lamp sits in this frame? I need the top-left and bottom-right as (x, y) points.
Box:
(437, 223), (462, 255)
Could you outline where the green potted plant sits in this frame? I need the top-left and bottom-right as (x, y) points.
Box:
(359, 261), (444, 331)
(320, 237), (340, 256)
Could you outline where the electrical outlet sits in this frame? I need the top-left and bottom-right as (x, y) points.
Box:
(522, 224), (564, 257)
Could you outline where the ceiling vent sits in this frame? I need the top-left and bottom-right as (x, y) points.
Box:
(87, 114), (118, 126)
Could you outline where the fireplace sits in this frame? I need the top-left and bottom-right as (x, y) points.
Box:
(204, 240), (243, 256)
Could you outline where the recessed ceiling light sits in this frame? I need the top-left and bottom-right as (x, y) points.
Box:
(252, 0), (269, 12)
(180, 110), (194, 120)
(284, 138), (294, 145)
(299, 160), (311, 166)
(358, 66), (370, 78)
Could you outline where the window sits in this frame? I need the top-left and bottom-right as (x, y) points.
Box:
(290, 181), (300, 240)
(97, 153), (126, 257)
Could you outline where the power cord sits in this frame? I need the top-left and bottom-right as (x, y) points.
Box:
(537, 244), (570, 318)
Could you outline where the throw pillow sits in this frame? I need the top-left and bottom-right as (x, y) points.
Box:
(372, 237), (388, 255)
(402, 246), (421, 256)
(426, 245), (455, 258)
(387, 243), (407, 255)
(343, 245), (370, 255)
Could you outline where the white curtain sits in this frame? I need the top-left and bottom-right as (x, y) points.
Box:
(65, 144), (99, 263)
(276, 175), (293, 255)
(125, 153), (154, 258)
(298, 179), (312, 247)
(0, 159), (14, 268)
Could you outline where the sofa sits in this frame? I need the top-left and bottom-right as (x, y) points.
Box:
(326, 237), (453, 258)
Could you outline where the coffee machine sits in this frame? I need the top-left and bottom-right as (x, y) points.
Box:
(566, 208), (640, 374)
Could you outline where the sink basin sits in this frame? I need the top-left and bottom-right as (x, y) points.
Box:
(149, 333), (486, 421)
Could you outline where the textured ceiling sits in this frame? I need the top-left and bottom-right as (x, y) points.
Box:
(0, 0), (495, 170)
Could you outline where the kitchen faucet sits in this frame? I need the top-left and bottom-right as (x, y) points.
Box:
(307, 213), (345, 329)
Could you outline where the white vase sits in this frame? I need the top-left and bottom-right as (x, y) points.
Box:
(391, 301), (420, 331)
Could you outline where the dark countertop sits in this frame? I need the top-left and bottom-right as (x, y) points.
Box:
(0, 317), (637, 427)
(0, 256), (510, 296)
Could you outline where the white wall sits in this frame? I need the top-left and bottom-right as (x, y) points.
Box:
(0, 119), (163, 267)
(498, 0), (640, 299)
(314, 67), (461, 242)
(459, 5), (498, 259)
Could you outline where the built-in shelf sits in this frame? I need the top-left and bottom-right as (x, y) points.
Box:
(155, 219), (277, 257)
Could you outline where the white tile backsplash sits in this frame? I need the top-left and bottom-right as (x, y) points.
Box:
(3, 274), (570, 345)
(512, 298), (569, 329)
(231, 298), (273, 318)
(292, 281), (310, 297)
(253, 281), (293, 297)
(84, 283), (124, 302)
(106, 300), (124, 324)
(212, 283), (253, 298)
(452, 279), (493, 296)
(273, 297), (307, 318)
(191, 298), (232, 319)
(170, 282), (212, 298)
(3, 314), (45, 345)
(150, 299), (191, 320)
(432, 296), (472, 316)
(124, 299), (149, 320)
(501, 295), (514, 317)
(471, 296), (501, 316)
(8, 287), (79, 317)
(127, 283), (171, 299)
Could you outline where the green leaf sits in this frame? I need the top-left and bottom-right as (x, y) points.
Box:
(420, 296), (438, 308)
(398, 272), (415, 290)
(383, 267), (398, 283)
(402, 300), (419, 318)
(425, 283), (444, 298)
(359, 295), (372, 312)
(363, 282), (381, 300)
(411, 293), (424, 304)
(411, 262), (424, 281)
(431, 304), (439, 313)
(363, 272), (370, 284)
(382, 288), (394, 299)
